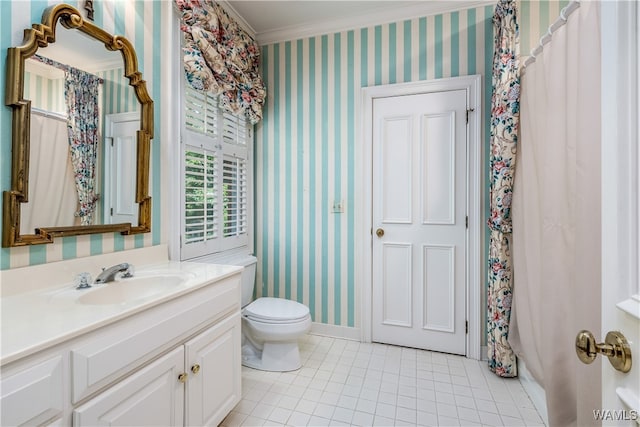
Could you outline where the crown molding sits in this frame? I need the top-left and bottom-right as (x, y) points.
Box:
(253, 0), (493, 45)
(218, 0), (258, 39)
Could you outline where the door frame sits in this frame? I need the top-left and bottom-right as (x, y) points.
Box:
(357, 75), (483, 359)
(599, 0), (639, 416)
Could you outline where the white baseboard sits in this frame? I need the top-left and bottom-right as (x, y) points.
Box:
(480, 345), (488, 361)
(309, 323), (361, 341)
(518, 359), (549, 426)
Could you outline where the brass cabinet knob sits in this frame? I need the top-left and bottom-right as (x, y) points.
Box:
(191, 364), (201, 375)
(575, 330), (632, 373)
(178, 373), (188, 383)
(376, 228), (384, 238)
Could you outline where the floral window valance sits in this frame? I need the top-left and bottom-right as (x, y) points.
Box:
(175, 0), (266, 125)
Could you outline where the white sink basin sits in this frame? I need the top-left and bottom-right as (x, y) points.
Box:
(78, 272), (194, 305)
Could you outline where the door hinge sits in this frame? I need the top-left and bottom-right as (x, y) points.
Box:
(465, 216), (469, 229)
(466, 108), (475, 124)
(465, 320), (469, 334)
(110, 207), (113, 216)
(106, 137), (114, 147)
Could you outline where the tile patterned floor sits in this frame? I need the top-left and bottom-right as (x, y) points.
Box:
(222, 335), (545, 427)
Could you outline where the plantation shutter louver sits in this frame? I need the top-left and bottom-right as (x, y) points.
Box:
(185, 85), (218, 138)
(183, 149), (218, 244)
(222, 155), (247, 238)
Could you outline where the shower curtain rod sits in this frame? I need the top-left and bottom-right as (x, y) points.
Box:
(31, 54), (105, 84)
(522, 0), (580, 69)
(31, 107), (67, 123)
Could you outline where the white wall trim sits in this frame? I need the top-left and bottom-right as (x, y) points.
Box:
(358, 75), (483, 360)
(310, 323), (361, 342)
(252, 1), (493, 45)
(163, 1), (182, 261)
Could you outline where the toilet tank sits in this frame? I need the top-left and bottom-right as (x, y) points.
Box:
(207, 253), (257, 307)
(238, 256), (257, 307)
(192, 251), (257, 306)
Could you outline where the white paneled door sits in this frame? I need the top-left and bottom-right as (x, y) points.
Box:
(372, 89), (467, 355)
(104, 113), (139, 225)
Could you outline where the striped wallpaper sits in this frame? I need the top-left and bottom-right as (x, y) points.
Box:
(519, 0), (571, 59)
(23, 66), (138, 117)
(0, 0), (570, 318)
(255, 0), (570, 328)
(0, 0), (163, 270)
(99, 67), (140, 115)
(24, 69), (66, 114)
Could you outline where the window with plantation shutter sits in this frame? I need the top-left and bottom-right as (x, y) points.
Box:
(181, 84), (252, 260)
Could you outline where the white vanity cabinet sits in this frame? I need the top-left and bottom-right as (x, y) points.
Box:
(73, 313), (241, 427)
(0, 266), (242, 427)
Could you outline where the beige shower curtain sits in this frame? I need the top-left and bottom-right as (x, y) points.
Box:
(509, 1), (601, 426)
(21, 112), (78, 234)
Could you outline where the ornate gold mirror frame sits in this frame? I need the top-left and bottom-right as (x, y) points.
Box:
(2, 3), (153, 247)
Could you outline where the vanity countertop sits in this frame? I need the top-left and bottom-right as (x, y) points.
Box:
(0, 261), (242, 366)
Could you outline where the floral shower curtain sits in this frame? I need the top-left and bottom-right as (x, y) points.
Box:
(175, 0), (266, 124)
(487, 0), (520, 378)
(65, 66), (102, 226)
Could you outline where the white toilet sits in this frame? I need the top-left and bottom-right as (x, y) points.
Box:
(219, 253), (311, 371)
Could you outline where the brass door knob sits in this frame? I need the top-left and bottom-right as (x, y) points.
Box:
(191, 364), (201, 375)
(376, 228), (384, 238)
(575, 330), (632, 373)
(178, 373), (188, 383)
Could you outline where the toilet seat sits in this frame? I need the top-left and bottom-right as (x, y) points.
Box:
(243, 297), (310, 323)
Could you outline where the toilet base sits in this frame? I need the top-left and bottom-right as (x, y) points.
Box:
(242, 340), (302, 372)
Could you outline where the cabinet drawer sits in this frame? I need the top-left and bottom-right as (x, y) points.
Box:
(71, 274), (240, 403)
(1, 356), (64, 426)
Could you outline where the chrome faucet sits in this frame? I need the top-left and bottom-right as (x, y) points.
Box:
(95, 263), (134, 284)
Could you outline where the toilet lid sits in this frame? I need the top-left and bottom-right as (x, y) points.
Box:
(243, 297), (310, 322)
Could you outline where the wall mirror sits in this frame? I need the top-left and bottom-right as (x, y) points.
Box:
(3, 3), (153, 247)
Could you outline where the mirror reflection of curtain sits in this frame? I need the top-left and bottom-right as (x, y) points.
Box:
(20, 112), (77, 234)
(65, 67), (102, 225)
